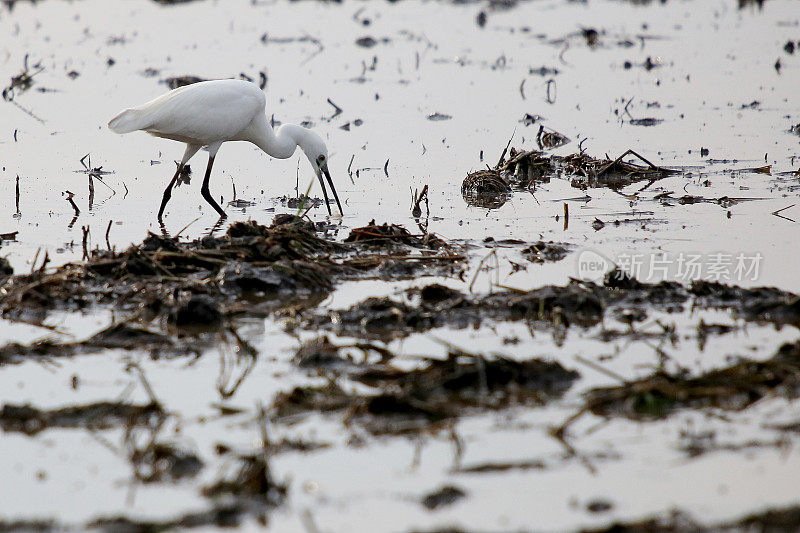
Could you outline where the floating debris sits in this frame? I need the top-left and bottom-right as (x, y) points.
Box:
(556, 338), (800, 440)
(497, 148), (554, 188)
(461, 170), (511, 208)
(163, 75), (206, 89)
(355, 36), (378, 47)
(0, 401), (163, 435)
(421, 486), (467, 510)
(427, 112), (452, 121)
(2, 54), (43, 101)
(202, 452), (286, 507)
(274, 349), (579, 434)
(628, 117), (663, 127)
(521, 241), (571, 263)
(536, 125), (570, 149)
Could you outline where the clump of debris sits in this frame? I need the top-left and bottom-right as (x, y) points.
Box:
(462, 141), (677, 207)
(309, 268), (800, 340)
(0, 217), (465, 340)
(273, 345), (579, 435)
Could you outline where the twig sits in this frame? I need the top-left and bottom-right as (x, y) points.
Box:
(256, 402), (275, 486)
(37, 250), (49, 273)
(411, 185), (429, 218)
(326, 98), (343, 119)
(496, 130), (515, 168)
(347, 154), (355, 184)
(596, 149), (662, 178)
(469, 249), (498, 293)
(29, 248), (40, 275)
(545, 79), (556, 104)
(64, 190), (80, 215)
(81, 225), (90, 260)
(131, 361), (162, 407)
(574, 354), (628, 383)
(175, 216), (202, 237)
(105, 220), (113, 251)
(772, 204), (796, 222)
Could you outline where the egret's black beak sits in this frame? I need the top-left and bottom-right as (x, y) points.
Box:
(316, 163), (343, 216)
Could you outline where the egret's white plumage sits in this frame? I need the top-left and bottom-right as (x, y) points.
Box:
(109, 79), (342, 219)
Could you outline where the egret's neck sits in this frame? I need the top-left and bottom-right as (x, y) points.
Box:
(249, 117), (301, 160)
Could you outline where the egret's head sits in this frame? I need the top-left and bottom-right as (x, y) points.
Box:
(297, 129), (329, 174)
(296, 128), (343, 216)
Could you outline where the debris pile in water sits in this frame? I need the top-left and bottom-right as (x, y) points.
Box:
(462, 143), (678, 206)
(273, 345), (579, 435)
(309, 268), (800, 340)
(0, 217), (464, 335)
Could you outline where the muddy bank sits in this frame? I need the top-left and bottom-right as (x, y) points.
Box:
(274, 342), (578, 435)
(0, 216), (463, 339)
(0, 401), (163, 435)
(308, 269), (800, 340)
(582, 504), (800, 533)
(555, 338), (800, 438)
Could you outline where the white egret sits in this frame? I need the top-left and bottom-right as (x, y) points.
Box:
(108, 79), (343, 220)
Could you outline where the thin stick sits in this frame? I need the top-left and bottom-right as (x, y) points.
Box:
(131, 361), (162, 407)
(496, 130), (515, 168)
(64, 190), (80, 215)
(175, 216), (202, 238)
(347, 154), (355, 184)
(469, 249), (498, 293)
(256, 402), (275, 486)
(105, 220), (113, 251)
(574, 354), (628, 383)
(81, 225), (90, 260)
(772, 204), (795, 222)
(326, 98), (343, 119)
(30, 248), (40, 275)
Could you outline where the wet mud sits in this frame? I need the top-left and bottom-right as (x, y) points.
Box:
(309, 269), (800, 340)
(275, 345), (579, 434)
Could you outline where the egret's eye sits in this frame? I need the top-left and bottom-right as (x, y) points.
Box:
(318, 155), (326, 163)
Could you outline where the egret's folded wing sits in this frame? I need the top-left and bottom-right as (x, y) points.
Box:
(129, 81), (264, 143)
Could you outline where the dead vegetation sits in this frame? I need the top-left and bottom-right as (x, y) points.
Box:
(273, 346), (579, 435)
(463, 144), (677, 207)
(521, 241), (571, 263)
(582, 503), (800, 533)
(0, 217), (464, 334)
(309, 268), (800, 341)
(0, 401), (163, 435)
(556, 338), (800, 440)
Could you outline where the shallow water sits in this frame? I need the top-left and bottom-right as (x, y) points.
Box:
(1, 0), (800, 531)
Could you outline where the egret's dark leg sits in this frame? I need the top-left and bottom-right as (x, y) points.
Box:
(201, 155), (226, 218)
(158, 164), (183, 220)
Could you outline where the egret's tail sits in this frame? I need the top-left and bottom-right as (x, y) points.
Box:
(108, 108), (145, 134)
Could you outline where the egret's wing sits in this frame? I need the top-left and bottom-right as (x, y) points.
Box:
(131, 80), (265, 143)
